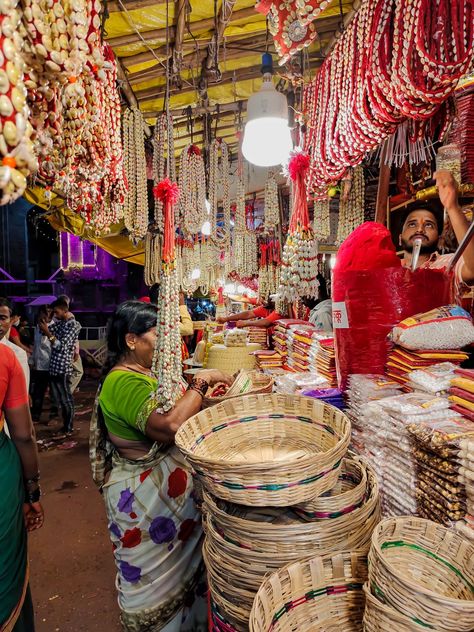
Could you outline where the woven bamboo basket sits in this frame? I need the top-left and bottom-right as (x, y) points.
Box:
(210, 598), (242, 632)
(368, 516), (474, 632)
(203, 370), (274, 409)
(362, 584), (430, 632)
(249, 550), (368, 632)
(202, 462), (380, 560)
(175, 394), (351, 506)
(294, 456), (368, 520)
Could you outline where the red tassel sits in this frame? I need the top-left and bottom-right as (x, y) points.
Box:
(287, 150), (311, 232)
(153, 178), (180, 263)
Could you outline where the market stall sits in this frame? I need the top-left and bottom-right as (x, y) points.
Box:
(2, 0), (474, 630)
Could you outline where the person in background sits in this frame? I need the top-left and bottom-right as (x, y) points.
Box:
(39, 297), (81, 435)
(0, 345), (44, 632)
(216, 295), (284, 337)
(0, 298), (30, 390)
(399, 170), (474, 304)
(301, 274), (333, 333)
(8, 311), (31, 355)
(31, 305), (57, 423)
(57, 295), (83, 394)
(143, 286), (194, 337)
(91, 301), (232, 631)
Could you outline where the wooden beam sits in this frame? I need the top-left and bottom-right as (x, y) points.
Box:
(142, 98), (247, 120)
(322, 0), (362, 56)
(199, 0), (237, 94)
(107, 0), (167, 12)
(107, 5), (257, 48)
(116, 59), (152, 137)
(171, 0), (187, 86)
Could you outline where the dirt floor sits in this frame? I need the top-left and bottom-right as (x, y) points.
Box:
(29, 379), (122, 632)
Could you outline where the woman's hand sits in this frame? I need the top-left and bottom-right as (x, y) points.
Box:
(197, 369), (233, 387)
(23, 502), (44, 531)
(216, 316), (227, 324)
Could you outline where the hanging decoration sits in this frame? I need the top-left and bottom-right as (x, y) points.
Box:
(178, 144), (207, 236)
(279, 150), (319, 300)
(232, 177), (258, 280)
(263, 168), (280, 232)
(258, 237), (281, 298)
(0, 0), (37, 204)
(313, 197), (331, 241)
(209, 138), (231, 242)
(144, 231), (162, 287)
(256, 0), (329, 64)
(152, 178), (182, 412)
(336, 165), (365, 244)
(303, 0), (474, 190)
(122, 107), (148, 242)
(152, 112), (176, 231)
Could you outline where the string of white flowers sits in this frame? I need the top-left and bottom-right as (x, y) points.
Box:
(209, 139), (231, 241)
(122, 107), (148, 241)
(263, 168), (280, 232)
(178, 145), (207, 236)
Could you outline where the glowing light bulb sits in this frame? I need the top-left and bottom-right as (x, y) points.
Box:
(191, 268), (201, 280)
(201, 220), (211, 235)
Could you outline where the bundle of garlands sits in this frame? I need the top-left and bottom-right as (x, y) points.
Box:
(279, 150), (319, 300)
(258, 238), (281, 298)
(152, 178), (182, 411)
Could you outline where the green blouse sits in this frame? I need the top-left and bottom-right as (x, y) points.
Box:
(99, 370), (159, 441)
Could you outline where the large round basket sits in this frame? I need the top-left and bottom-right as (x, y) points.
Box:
(368, 516), (474, 631)
(202, 370), (274, 409)
(249, 550), (368, 632)
(362, 584), (428, 632)
(175, 394), (351, 506)
(294, 456), (368, 520)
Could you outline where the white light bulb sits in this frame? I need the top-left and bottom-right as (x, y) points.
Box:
(201, 220), (211, 235)
(242, 118), (293, 167)
(191, 268), (201, 280)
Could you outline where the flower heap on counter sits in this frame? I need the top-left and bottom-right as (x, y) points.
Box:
(279, 150), (319, 300)
(152, 179), (182, 411)
(0, 0), (37, 204)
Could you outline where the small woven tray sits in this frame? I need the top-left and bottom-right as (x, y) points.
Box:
(203, 370), (274, 409)
(249, 550), (368, 632)
(368, 516), (474, 631)
(176, 393), (351, 506)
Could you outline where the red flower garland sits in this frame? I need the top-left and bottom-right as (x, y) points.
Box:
(153, 178), (180, 264)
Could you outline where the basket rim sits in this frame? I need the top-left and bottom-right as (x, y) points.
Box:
(371, 516), (474, 606)
(362, 583), (429, 631)
(176, 393), (351, 468)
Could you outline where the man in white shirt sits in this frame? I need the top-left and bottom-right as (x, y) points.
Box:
(0, 297), (30, 389)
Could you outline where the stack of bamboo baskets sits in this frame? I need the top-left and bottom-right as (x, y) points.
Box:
(175, 393), (381, 631)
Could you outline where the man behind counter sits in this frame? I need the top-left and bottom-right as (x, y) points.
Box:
(399, 170), (474, 304)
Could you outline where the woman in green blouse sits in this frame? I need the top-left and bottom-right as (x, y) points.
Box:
(90, 301), (231, 631)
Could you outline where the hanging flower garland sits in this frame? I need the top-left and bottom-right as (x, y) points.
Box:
(122, 107), (148, 242)
(279, 150), (319, 300)
(178, 144), (207, 236)
(258, 238), (281, 298)
(0, 0), (37, 204)
(152, 178), (182, 412)
(336, 165), (365, 244)
(313, 197), (331, 241)
(209, 138), (231, 242)
(263, 168), (280, 233)
(231, 176), (258, 279)
(152, 112), (176, 230)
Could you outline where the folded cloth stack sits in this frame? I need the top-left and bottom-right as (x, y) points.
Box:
(286, 325), (318, 372)
(300, 387), (345, 410)
(386, 348), (468, 387)
(273, 319), (308, 363)
(252, 349), (283, 371)
(449, 368), (474, 421)
(247, 327), (268, 349)
(346, 374), (402, 455)
(407, 414), (474, 529)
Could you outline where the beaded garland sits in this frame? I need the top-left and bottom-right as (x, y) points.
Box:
(279, 150), (319, 301)
(209, 138), (231, 242)
(336, 165), (365, 244)
(144, 230), (161, 287)
(122, 107), (148, 242)
(303, 0), (474, 190)
(0, 0), (37, 204)
(152, 112), (176, 230)
(263, 168), (280, 233)
(312, 197), (331, 241)
(178, 144), (207, 236)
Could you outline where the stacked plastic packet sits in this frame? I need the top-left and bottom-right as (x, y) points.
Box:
(247, 327), (269, 349)
(273, 372), (329, 395)
(286, 325), (317, 371)
(308, 336), (337, 387)
(449, 368), (474, 421)
(406, 362), (459, 396)
(300, 387), (345, 411)
(252, 350), (283, 371)
(346, 375), (402, 455)
(273, 319), (307, 363)
(386, 348), (468, 388)
(406, 413), (474, 530)
(374, 393), (458, 516)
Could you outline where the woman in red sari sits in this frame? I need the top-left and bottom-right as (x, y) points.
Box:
(0, 345), (44, 631)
